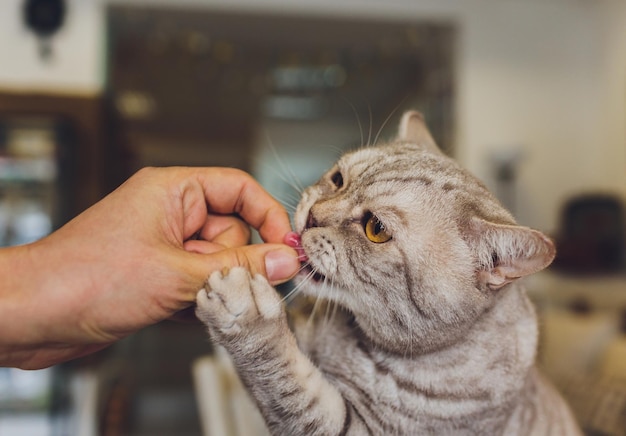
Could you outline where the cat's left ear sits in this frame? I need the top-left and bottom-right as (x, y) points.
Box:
(468, 218), (556, 291)
(397, 110), (441, 154)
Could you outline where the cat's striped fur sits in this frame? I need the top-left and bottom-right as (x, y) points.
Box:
(196, 111), (581, 435)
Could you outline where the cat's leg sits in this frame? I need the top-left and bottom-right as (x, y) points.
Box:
(196, 267), (349, 436)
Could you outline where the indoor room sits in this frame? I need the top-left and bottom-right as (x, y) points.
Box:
(0, 0), (625, 435)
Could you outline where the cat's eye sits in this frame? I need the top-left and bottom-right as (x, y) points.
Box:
(330, 170), (343, 189)
(363, 213), (392, 243)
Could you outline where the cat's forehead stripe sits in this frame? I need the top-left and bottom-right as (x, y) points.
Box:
(368, 175), (433, 186)
(340, 145), (515, 227)
(334, 142), (516, 230)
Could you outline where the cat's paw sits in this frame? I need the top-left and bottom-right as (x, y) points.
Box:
(196, 266), (284, 338)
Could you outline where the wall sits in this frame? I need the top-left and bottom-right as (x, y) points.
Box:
(0, 0), (624, 232)
(0, 0), (103, 95)
(457, 0), (626, 231)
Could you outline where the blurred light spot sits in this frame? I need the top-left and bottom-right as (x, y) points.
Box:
(270, 65), (346, 91)
(212, 41), (234, 64)
(263, 95), (328, 120)
(115, 91), (156, 120)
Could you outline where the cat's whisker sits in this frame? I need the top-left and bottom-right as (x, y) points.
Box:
(321, 283), (334, 328)
(251, 130), (306, 199)
(270, 193), (298, 212)
(372, 102), (404, 147)
(245, 158), (300, 212)
(278, 193), (301, 210)
(331, 286), (341, 324)
(281, 286), (303, 305)
(322, 275), (341, 328)
(263, 131), (306, 194)
(306, 285), (327, 329)
(342, 96), (365, 149)
(320, 143), (346, 159)
(252, 157), (304, 198)
(329, 287), (338, 314)
(372, 93), (410, 147)
(281, 267), (315, 303)
(366, 103), (373, 147)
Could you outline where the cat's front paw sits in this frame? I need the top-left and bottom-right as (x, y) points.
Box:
(196, 266), (284, 339)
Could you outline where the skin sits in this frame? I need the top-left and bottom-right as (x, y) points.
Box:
(0, 166), (300, 370)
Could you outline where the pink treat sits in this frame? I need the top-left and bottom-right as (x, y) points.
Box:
(284, 231), (308, 262)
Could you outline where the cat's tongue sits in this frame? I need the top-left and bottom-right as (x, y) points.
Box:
(284, 231), (308, 262)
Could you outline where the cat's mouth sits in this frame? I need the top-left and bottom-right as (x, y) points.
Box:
(284, 231), (326, 283)
(284, 232), (308, 262)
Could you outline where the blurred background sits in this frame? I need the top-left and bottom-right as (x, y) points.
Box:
(0, 0), (624, 435)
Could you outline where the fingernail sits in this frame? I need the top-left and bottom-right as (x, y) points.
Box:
(265, 249), (299, 283)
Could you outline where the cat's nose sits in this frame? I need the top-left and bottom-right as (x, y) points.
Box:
(305, 210), (319, 229)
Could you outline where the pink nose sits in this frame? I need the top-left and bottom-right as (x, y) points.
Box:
(284, 231), (308, 262)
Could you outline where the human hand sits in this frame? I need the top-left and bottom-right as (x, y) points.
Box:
(0, 167), (299, 369)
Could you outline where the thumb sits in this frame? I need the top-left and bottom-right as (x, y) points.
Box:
(187, 244), (300, 286)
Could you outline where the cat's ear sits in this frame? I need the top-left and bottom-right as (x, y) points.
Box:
(468, 218), (556, 291)
(397, 110), (440, 154)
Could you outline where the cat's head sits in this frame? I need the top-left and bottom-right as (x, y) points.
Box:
(293, 111), (555, 353)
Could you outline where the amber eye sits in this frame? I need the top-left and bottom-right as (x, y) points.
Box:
(363, 213), (392, 243)
(330, 170), (343, 189)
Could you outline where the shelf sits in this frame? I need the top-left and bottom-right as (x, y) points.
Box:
(0, 157), (57, 184)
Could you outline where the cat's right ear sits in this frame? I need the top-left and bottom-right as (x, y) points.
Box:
(397, 111), (440, 154)
(468, 218), (556, 291)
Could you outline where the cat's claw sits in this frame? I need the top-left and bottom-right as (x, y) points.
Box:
(196, 266), (284, 338)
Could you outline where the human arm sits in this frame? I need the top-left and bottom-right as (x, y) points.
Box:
(0, 166), (299, 369)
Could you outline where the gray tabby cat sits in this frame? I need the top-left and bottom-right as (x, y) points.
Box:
(196, 111), (581, 435)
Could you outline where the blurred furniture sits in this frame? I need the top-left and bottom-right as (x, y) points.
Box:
(193, 348), (268, 436)
(0, 92), (106, 215)
(0, 115), (76, 246)
(527, 270), (626, 311)
(527, 270), (626, 435)
(552, 194), (625, 274)
(105, 5), (456, 190)
(0, 92), (106, 436)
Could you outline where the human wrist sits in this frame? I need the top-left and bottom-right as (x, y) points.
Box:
(0, 237), (95, 369)
(0, 243), (43, 366)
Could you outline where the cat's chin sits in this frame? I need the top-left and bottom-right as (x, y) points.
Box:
(299, 263), (326, 283)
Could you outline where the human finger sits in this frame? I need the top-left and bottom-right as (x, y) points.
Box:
(183, 240), (225, 254)
(175, 243), (299, 296)
(183, 214), (251, 254)
(196, 214), (251, 248)
(191, 168), (292, 244)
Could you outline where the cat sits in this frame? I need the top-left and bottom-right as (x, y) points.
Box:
(195, 110), (581, 435)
